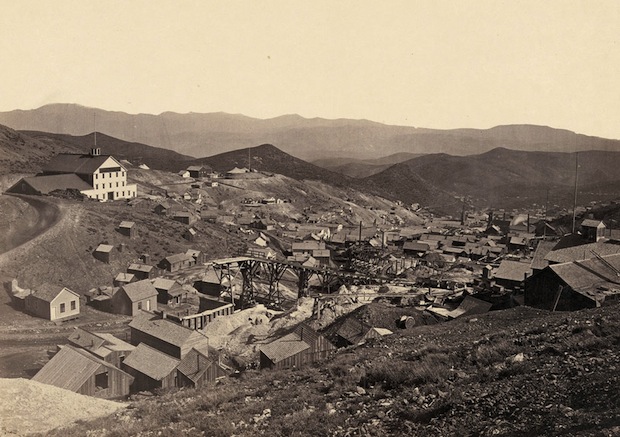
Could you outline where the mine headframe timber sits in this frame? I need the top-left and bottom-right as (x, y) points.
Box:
(209, 256), (385, 309)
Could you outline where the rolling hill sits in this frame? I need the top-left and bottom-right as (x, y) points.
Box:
(22, 131), (194, 172)
(2, 104), (620, 161)
(365, 148), (620, 211)
(312, 153), (425, 178)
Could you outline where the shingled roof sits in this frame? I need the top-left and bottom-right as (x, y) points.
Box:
(493, 260), (532, 283)
(260, 332), (310, 363)
(122, 343), (180, 381)
(31, 285), (79, 303)
(15, 174), (93, 194)
(545, 241), (620, 264)
(176, 348), (215, 383)
(121, 280), (158, 302)
(129, 315), (207, 348)
(43, 153), (122, 175)
(33, 345), (131, 391)
(549, 253), (620, 302)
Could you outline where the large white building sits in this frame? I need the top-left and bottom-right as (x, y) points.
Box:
(9, 148), (137, 201)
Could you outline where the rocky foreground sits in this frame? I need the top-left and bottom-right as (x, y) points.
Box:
(39, 304), (620, 437)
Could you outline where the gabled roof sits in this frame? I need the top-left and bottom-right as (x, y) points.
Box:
(260, 332), (310, 363)
(152, 278), (177, 291)
(33, 345), (130, 391)
(176, 348), (214, 383)
(122, 343), (180, 380)
(68, 328), (107, 350)
(14, 174), (93, 194)
(337, 317), (372, 345)
(164, 253), (194, 264)
(115, 272), (136, 282)
(547, 253), (620, 301)
(581, 219), (605, 228)
(531, 241), (556, 270)
(129, 314), (207, 348)
(30, 285), (78, 303)
(545, 241), (620, 264)
(43, 153), (123, 175)
(494, 260), (532, 282)
(95, 244), (114, 253)
(128, 263), (154, 273)
(120, 280), (158, 302)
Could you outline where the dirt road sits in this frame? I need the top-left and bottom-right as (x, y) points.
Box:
(0, 194), (62, 255)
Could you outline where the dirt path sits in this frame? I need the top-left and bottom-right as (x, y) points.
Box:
(0, 194), (62, 256)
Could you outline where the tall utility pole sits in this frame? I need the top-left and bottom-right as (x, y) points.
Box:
(571, 152), (579, 234)
(94, 112), (97, 147)
(248, 147), (251, 171)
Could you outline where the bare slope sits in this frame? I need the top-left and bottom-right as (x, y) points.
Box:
(0, 124), (80, 174)
(365, 148), (620, 210)
(3, 104), (620, 161)
(22, 131), (194, 172)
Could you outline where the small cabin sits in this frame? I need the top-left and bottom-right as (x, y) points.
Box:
(24, 285), (80, 322)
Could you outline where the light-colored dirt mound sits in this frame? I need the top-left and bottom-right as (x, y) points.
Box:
(0, 378), (126, 436)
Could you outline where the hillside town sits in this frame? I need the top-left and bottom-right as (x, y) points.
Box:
(2, 145), (619, 414)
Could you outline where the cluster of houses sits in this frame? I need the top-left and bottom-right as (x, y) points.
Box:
(32, 313), (227, 399)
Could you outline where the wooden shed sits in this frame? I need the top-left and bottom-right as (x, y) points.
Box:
(260, 323), (334, 370)
(127, 263), (156, 280)
(118, 221), (137, 238)
(129, 314), (210, 359)
(110, 280), (158, 316)
(33, 344), (133, 399)
(67, 327), (135, 368)
(152, 278), (187, 305)
(24, 285), (80, 322)
(121, 343), (179, 392)
(176, 348), (226, 388)
(159, 253), (195, 272)
(94, 244), (115, 264)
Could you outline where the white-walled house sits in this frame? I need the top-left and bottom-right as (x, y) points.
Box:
(9, 148), (137, 201)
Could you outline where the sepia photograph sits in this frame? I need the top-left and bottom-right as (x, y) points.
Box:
(0, 1), (619, 435)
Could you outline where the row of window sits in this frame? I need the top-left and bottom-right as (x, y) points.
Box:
(94, 190), (135, 200)
(59, 300), (77, 313)
(95, 171), (125, 179)
(95, 181), (126, 190)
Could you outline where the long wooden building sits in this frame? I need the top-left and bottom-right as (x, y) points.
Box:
(32, 345), (133, 399)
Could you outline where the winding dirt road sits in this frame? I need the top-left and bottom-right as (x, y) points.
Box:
(0, 194), (62, 255)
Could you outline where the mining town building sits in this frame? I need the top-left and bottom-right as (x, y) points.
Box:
(24, 285), (80, 322)
(129, 314), (210, 359)
(8, 149), (137, 201)
(110, 280), (158, 316)
(33, 344), (133, 399)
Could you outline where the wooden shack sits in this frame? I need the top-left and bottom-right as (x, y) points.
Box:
(24, 285), (80, 322)
(121, 343), (179, 392)
(118, 221), (137, 238)
(67, 327), (135, 368)
(127, 263), (156, 280)
(159, 253), (195, 272)
(110, 280), (158, 316)
(33, 345), (133, 399)
(129, 314), (210, 359)
(94, 244), (114, 264)
(176, 348), (226, 388)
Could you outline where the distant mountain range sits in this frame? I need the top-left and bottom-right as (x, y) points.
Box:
(1, 103), (619, 161)
(312, 153), (425, 178)
(2, 119), (620, 216)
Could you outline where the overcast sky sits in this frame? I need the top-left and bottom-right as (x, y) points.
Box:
(1, 1), (619, 138)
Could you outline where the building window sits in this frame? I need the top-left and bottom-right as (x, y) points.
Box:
(116, 172), (118, 177)
(95, 174), (98, 179)
(122, 181), (125, 186)
(70, 300), (76, 311)
(95, 372), (109, 389)
(60, 303), (66, 313)
(116, 182), (119, 187)
(138, 301), (142, 310)
(95, 184), (98, 189)
(122, 191), (125, 196)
